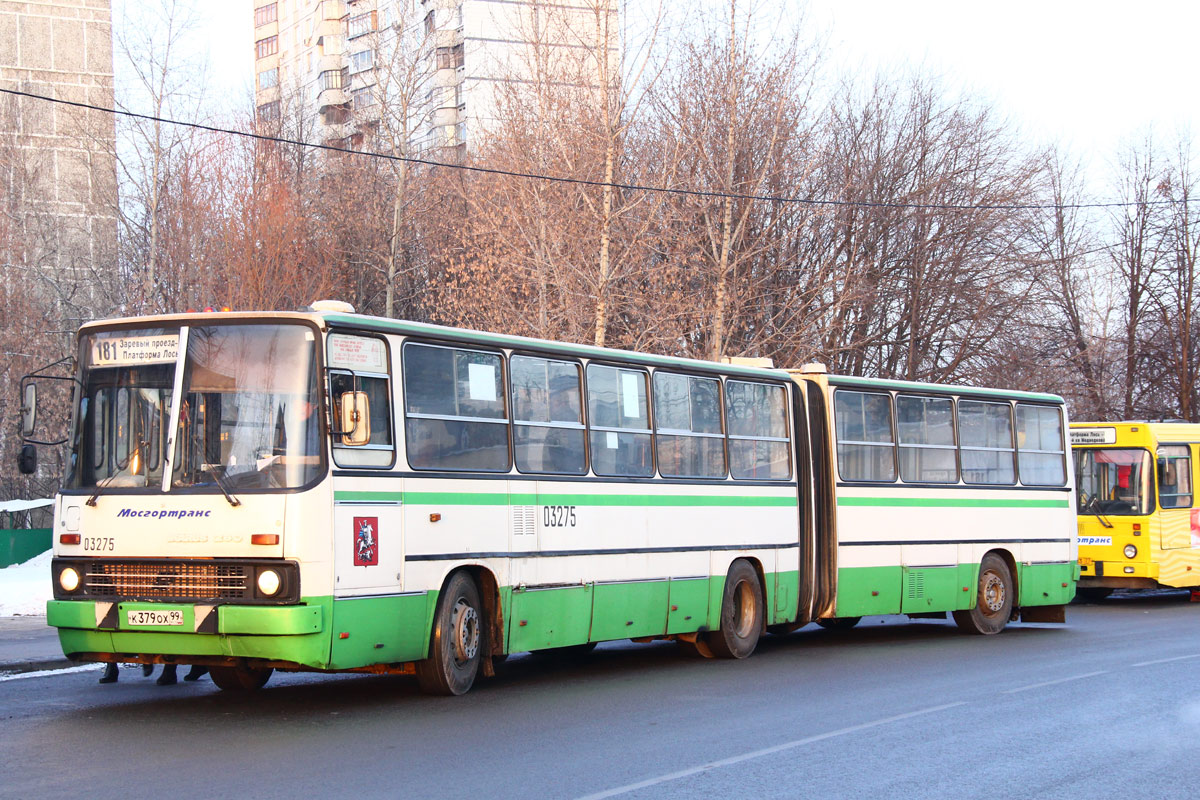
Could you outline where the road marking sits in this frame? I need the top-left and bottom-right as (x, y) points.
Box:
(1002, 670), (1106, 694)
(575, 701), (967, 800)
(0, 664), (102, 683)
(1132, 653), (1200, 667)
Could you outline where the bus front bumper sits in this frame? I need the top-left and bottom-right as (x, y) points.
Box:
(45, 599), (329, 668)
(1077, 557), (1158, 589)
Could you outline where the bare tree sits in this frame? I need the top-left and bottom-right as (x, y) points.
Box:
(1106, 134), (1166, 418)
(112, 0), (209, 312)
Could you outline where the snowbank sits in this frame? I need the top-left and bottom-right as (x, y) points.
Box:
(0, 549), (52, 616)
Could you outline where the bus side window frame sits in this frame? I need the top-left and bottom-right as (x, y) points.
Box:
(832, 388), (896, 483)
(401, 340), (511, 473)
(509, 352), (588, 476)
(895, 392), (959, 484)
(957, 398), (1016, 486)
(1157, 443), (1193, 509)
(653, 370), (727, 480)
(1014, 402), (1067, 487)
(585, 362), (654, 478)
(726, 378), (792, 481)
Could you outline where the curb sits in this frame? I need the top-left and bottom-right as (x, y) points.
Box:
(0, 657), (84, 675)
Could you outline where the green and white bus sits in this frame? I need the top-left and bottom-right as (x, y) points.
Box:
(20, 303), (1077, 694)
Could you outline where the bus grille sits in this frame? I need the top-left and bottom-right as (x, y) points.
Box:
(84, 561), (248, 601)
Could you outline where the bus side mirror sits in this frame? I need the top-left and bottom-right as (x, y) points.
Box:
(20, 382), (36, 438)
(339, 391), (371, 446)
(18, 444), (37, 475)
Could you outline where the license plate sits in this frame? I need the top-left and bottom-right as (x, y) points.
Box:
(126, 609), (184, 627)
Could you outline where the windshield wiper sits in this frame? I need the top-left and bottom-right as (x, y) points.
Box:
(86, 439), (146, 507)
(1083, 494), (1114, 528)
(85, 472), (118, 507)
(200, 464), (242, 508)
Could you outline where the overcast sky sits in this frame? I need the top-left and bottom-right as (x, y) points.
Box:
(809, 1), (1198, 164)
(192, 0), (1197, 193)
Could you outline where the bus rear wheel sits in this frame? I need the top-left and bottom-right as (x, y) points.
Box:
(706, 560), (763, 659)
(953, 553), (1013, 635)
(209, 664), (273, 692)
(417, 571), (483, 696)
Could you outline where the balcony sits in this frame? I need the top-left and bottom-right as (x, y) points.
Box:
(317, 87), (348, 112)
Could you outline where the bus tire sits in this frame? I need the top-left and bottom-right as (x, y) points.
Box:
(209, 664), (273, 692)
(815, 616), (861, 631)
(706, 560), (763, 659)
(953, 553), (1013, 635)
(417, 571), (483, 696)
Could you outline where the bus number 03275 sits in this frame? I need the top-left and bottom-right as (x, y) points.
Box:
(543, 505), (577, 528)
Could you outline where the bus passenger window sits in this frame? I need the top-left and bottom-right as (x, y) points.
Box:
(727, 380), (790, 480)
(403, 343), (509, 472)
(1157, 445), (1193, 508)
(833, 390), (894, 482)
(1015, 404), (1066, 486)
(587, 365), (652, 477)
(896, 394), (957, 483)
(511, 356), (586, 475)
(958, 400), (1015, 485)
(654, 372), (726, 479)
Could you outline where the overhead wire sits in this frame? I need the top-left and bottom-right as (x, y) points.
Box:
(0, 85), (1191, 212)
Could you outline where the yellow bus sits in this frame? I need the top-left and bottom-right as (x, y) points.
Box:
(1070, 421), (1200, 599)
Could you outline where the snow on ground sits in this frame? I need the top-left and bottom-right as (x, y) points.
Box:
(0, 550), (52, 617)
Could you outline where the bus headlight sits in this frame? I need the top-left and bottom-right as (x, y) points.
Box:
(1124, 544), (1137, 559)
(257, 569), (281, 597)
(59, 567), (81, 593)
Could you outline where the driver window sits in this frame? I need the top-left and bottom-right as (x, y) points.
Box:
(326, 334), (395, 469)
(1157, 445), (1193, 509)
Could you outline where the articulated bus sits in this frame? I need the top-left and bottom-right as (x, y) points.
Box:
(1071, 421), (1200, 599)
(19, 303), (1076, 694)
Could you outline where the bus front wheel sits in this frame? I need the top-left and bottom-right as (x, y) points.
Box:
(706, 560), (763, 659)
(417, 571), (483, 696)
(209, 664), (273, 691)
(953, 554), (1013, 635)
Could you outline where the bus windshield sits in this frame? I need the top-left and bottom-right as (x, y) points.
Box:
(1074, 448), (1152, 515)
(71, 323), (322, 492)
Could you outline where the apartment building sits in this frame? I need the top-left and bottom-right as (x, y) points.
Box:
(0, 0), (117, 279)
(252, 0), (617, 156)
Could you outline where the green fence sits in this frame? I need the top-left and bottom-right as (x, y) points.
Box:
(1, 528), (52, 568)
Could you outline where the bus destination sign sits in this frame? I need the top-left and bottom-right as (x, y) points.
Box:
(327, 334), (387, 371)
(1070, 427), (1117, 445)
(91, 334), (180, 366)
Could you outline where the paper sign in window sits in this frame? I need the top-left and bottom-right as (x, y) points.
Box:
(606, 431), (618, 449)
(468, 363), (497, 402)
(621, 373), (639, 419)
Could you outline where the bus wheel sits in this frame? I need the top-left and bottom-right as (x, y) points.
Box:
(417, 571), (483, 696)
(953, 554), (1013, 635)
(706, 560), (763, 659)
(209, 664), (273, 691)
(815, 616), (861, 631)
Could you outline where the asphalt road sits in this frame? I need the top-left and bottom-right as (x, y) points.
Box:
(3, 593), (1199, 799)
